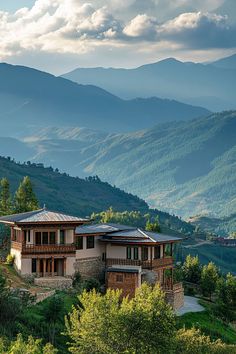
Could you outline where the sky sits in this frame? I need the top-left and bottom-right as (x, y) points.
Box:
(0, 0), (235, 74)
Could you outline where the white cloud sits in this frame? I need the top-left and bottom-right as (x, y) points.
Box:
(0, 0), (235, 63)
(159, 12), (236, 48)
(123, 14), (158, 39)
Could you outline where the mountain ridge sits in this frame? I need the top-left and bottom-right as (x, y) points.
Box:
(0, 62), (209, 135)
(62, 54), (236, 111)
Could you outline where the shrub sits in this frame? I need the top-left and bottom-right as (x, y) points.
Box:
(6, 254), (15, 265)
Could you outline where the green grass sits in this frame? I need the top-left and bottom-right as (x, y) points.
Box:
(177, 300), (236, 344)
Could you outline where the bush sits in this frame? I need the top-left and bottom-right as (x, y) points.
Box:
(81, 278), (100, 292)
(72, 272), (82, 288)
(6, 254), (15, 265)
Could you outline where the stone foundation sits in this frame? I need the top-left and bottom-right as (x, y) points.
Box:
(74, 257), (105, 280)
(34, 277), (72, 290)
(165, 283), (184, 310)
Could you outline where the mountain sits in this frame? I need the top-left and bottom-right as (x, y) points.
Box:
(189, 214), (236, 237)
(0, 155), (193, 235)
(211, 54), (236, 70)
(0, 63), (209, 135)
(18, 111), (236, 220)
(62, 56), (236, 111)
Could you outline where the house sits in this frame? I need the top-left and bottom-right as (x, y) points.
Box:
(0, 208), (184, 309)
(216, 237), (236, 247)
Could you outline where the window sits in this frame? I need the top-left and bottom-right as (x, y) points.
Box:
(126, 247), (132, 259)
(141, 247), (148, 261)
(154, 246), (161, 259)
(164, 243), (172, 257)
(102, 252), (106, 262)
(133, 247), (139, 260)
(27, 231), (31, 243)
(35, 232), (41, 245)
(60, 230), (65, 245)
(32, 258), (36, 273)
(86, 236), (94, 249)
(116, 274), (123, 282)
(76, 236), (83, 250)
(42, 232), (48, 245)
(49, 232), (56, 245)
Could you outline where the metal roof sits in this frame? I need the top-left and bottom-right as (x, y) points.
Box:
(106, 267), (140, 273)
(0, 208), (88, 224)
(76, 223), (135, 235)
(144, 231), (182, 242)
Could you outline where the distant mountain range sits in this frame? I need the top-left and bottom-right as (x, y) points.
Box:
(0, 156), (193, 236)
(1, 111), (235, 223)
(0, 63), (209, 135)
(62, 54), (236, 111)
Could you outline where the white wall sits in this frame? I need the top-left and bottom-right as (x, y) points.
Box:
(66, 256), (76, 276)
(106, 244), (127, 259)
(21, 259), (32, 275)
(11, 248), (21, 272)
(76, 236), (105, 259)
(66, 230), (74, 244)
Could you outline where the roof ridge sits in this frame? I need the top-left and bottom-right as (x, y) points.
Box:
(138, 228), (156, 242)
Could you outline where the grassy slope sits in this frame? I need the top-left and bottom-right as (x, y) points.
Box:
(177, 301), (236, 344)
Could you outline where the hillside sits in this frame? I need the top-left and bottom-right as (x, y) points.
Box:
(0, 63), (209, 135)
(17, 111), (236, 221)
(62, 55), (236, 111)
(189, 214), (236, 236)
(0, 156), (193, 235)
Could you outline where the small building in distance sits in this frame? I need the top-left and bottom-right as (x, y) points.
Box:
(0, 208), (184, 309)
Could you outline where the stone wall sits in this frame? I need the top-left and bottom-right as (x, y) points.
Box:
(34, 277), (72, 290)
(165, 284), (184, 310)
(106, 271), (139, 298)
(74, 257), (105, 280)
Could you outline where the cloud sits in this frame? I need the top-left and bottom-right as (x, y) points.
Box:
(0, 0), (235, 63)
(159, 11), (236, 48)
(123, 14), (158, 39)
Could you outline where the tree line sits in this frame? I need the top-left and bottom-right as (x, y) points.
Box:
(177, 255), (236, 322)
(0, 176), (39, 216)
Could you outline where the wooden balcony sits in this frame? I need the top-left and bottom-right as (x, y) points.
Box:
(106, 257), (173, 269)
(11, 242), (76, 255)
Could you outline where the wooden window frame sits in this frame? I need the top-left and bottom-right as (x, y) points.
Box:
(76, 236), (83, 250)
(86, 236), (95, 249)
(126, 247), (132, 259)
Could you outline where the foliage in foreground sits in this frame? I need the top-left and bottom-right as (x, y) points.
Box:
(66, 283), (176, 354)
(0, 334), (57, 354)
(65, 283), (236, 354)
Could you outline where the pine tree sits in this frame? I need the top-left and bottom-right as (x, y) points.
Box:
(0, 178), (11, 215)
(14, 176), (39, 213)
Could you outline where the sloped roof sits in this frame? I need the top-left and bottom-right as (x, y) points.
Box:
(76, 223), (182, 244)
(76, 223), (135, 235)
(0, 208), (88, 224)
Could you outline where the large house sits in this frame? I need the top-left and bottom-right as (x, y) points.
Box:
(0, 208), (184, 309)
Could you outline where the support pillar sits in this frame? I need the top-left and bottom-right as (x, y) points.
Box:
(43, 258), (46, 277)
(63, 258), (66, 277)
(52, 257), (54, 277)
(36, 258), (40, 277)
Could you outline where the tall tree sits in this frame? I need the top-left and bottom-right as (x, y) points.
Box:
(65, 283), (176, 354)
(200, 262), (219, 300)
(0, 178), (11, 215)
(14, 176), (39, 213)
(182, 255), (202, 284)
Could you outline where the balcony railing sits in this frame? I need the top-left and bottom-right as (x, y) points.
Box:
(106, 257), (173, 269)
(11, 242), (76, 254)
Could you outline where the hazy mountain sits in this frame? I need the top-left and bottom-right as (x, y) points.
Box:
(189, 214), (236, 237)
(211, 54), (236, 70)
(0, 63), (209, 135)
(62, 56), (236, 111)
(19, 111), (236, 219)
